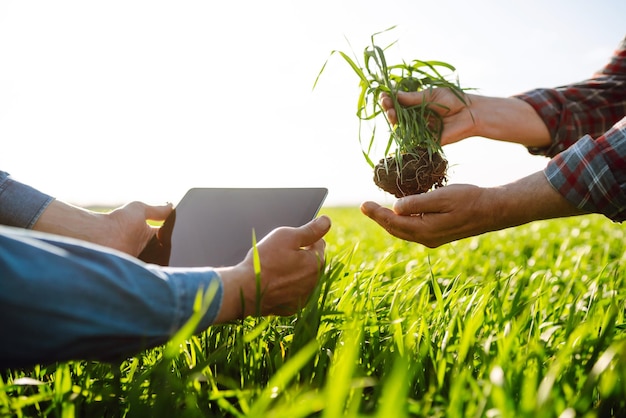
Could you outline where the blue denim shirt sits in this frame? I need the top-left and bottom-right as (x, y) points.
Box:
(0, 171), (54, 228)
(0, 226), (223, 368)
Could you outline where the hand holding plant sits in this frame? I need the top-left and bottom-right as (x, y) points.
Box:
(315, 26), (469, 197)
(379, 88), (475, 147)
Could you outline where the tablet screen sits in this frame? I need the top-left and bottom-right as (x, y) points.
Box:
(138, 187), (328, 267)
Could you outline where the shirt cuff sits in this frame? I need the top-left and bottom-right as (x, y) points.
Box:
(147, 265), (225, 333)
(0, 171), (54, 228)
(544, 133), (626, 222)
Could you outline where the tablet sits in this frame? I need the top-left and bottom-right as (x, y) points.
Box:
(138, 187), (328, 267)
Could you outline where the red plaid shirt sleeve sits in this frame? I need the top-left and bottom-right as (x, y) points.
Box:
(545, 119), (626, 221)
(514, 37), (626, 222)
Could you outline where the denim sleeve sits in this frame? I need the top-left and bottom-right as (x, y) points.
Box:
(0, 226), (224, 368)
(0, 171), (54, 228)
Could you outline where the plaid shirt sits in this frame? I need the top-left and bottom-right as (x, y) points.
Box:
(514, 37), (626, 222)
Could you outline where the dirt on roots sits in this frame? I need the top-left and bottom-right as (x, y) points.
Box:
(373, 148), (448, 198)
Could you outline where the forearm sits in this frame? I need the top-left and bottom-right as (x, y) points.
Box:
(436, 172), (588, 241)
(32, 199), (108, 241)
(467, 94), (552, 149)
(0, 227), (223, 368)
(32, 200), (174, 256)
(488, 171), (587, 230)
(0, 172), (118, 251)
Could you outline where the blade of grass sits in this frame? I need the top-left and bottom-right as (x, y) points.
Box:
(247, 341), (319, 417)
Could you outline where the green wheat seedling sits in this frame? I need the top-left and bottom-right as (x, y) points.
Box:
(315, 26), (470, 197)
(2, 211), (626, 417)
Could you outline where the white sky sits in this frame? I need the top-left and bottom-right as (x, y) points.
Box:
(1, 0), (624, 207)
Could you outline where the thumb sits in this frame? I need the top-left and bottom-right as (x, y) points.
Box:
(143, 202), (174, 222)
(396, 90), (431, 107)
(297, 215), (331, 247)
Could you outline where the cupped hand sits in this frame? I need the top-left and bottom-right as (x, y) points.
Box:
(360, 185), (495, 248)
(360, 171), (587, 248)
(219, 215), (331, 320)
(380, 88), (476, 146)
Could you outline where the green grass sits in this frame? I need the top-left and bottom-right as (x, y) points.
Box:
(2, 207), (626, 417)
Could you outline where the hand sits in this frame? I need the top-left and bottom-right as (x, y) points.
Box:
(34, 200), (174, 257)
(101, 201), (174, 256)
(380, 88), (475, 146)
(361, 172), (586, 248)
(361, 184), (492, 248)
(380, 90), (552, 148)
(215, 215), (331, 321)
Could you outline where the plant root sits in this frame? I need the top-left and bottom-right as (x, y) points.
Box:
(373, 149), (447, 198)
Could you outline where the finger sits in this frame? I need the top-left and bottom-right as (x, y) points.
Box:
(360, 201), (385, 217)
(379, 93), (393, 110)
(142, 202), (174, 221)
(361, 201), (424, 242)
(396, 90), (430, 107)
(306, 239), (327, 265)
(360, 201), (399, 227)
(396, 90), (452, 117)
(385, 107), (398, 126)
(296, 215), (331, 248)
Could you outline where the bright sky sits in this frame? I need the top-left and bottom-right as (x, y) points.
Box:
(1, 1), (624, 207)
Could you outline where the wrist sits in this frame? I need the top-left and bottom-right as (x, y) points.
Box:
(470, 96), (551, 148)
(462, 93), (483, 138)
(491, 171), (587, 229)
(213, 263), (256, 323)
(469, 95), (511, 140)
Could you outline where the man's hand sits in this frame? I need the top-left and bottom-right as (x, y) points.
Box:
(381, 89), (475, 146)
(34, 200), (174, 256)
(361, 184), (492, 248)
(381, 89), (552, 148)
(361, 172), (586, 248)
(215, 215), (331, 322)
(102, 201), (174, 256)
